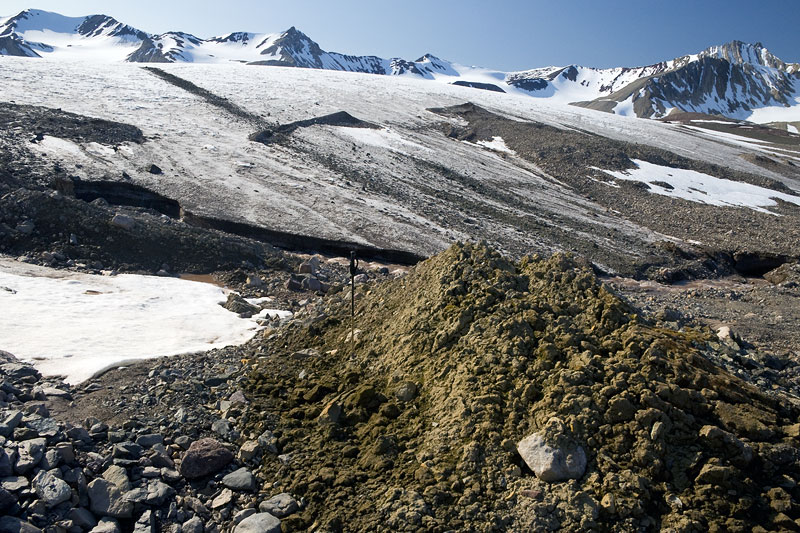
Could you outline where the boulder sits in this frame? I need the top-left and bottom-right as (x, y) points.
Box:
(234, 513), (281, 533)
(517, 432), (587, 482)
(0, 411), (23, 436)
(394, 382), (418, 402)
(15, 438), (46, 474)
(1, 362), (40, 382)
(180, 438), (234, 479)
(182, 517), (204, 533)
(135, 434), (164, 448)
(33, 470), (72, 508)
(211, 419), (231, 438)
(258, 493), (299, 518)
(102, 465), (131, 492)
(67, 508), (97, 530)
(88, 478), (134, 518)
(222, 467), (256, 492)
(123, 480), (175, 506)
(132, 511), (155, 533)
(110, 214), (135, 230)
(112, 442), (143, 460)
(238, 441), (261, 462)
(318, 401), (342, 424)
(1, 476), (29, 492)
(222, 293), (259, 318)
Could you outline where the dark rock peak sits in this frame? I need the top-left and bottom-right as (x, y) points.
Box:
(162, 32), (203, 47)
(259, 26), (325, 68)
(390, 58), (425, 77)
(0, 35), (41, 57)
(415, 53), (440, 62)
(211, 32), (251, 44)
(562, 65), (579, 81)
(508, 78), (548, 92)
(77, 15), (148, 40)
(127, 37), (171, 63)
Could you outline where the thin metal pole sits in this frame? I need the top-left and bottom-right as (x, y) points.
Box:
(349, 251), (357, 353)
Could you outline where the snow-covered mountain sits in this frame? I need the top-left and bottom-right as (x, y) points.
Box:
(1, 9), (799, 123)
(566, 42), (800, 120)
(0, 9), (146, 60)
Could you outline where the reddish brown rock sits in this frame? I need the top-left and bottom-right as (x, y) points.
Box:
(179, 438), (234, 479)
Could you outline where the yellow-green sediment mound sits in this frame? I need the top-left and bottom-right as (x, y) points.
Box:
(239, 243), (800, 532)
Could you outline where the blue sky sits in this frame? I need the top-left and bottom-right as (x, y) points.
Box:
(3, 1), (799, 70)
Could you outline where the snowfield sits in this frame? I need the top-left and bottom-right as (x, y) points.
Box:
(1, 56), (798, 261)
(0, 259), (273, 384)
(596, 160), (800, 214)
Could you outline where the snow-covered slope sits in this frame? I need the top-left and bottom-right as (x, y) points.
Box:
(0, 9), (146, 60)
(1, 9), (799, 124)
(3, 57), (799, 270)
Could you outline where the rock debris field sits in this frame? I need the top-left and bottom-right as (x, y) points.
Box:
(2, 235), (800, 533)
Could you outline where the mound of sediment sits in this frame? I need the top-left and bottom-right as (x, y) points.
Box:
(239, 243), (800, 532)
(249, 111), (378, 145)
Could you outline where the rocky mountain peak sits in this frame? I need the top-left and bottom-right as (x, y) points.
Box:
(699, 40), (787, 70)
(210, 31), (253, 44)
(76, 14), (147, 40)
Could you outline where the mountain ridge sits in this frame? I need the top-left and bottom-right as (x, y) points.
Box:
(1, 8), (798, 123)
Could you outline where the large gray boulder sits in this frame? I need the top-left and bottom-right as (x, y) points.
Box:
(222, 467), (256, 492)
(33, 470), (72, 508)
(180, 438), (233, 479)
(234, 513), (281, 533)
(517, 432), (587, 483)
(132, 511), (155, 533)
(123, 480), (174, 506)
(15, 438), (46, 474)
(88, 479), (133, 518)
(258, 493), (299, 518)
(102, 465), (131, 492)
(181, 517), (204, 533)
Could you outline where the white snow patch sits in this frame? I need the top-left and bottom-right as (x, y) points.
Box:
(788, 124), (799, 134)
(612, 94), (637, 117)
(30, 136), (88, 159)
(596, 159), (800, 214)
(476, 136), (515, 154)
(0, 260), (280, 384)
(746, 99), (800, 124)
(85, 142), (116, 157)
(255, 308), (293, 320)
(335, 127), (429, 153)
